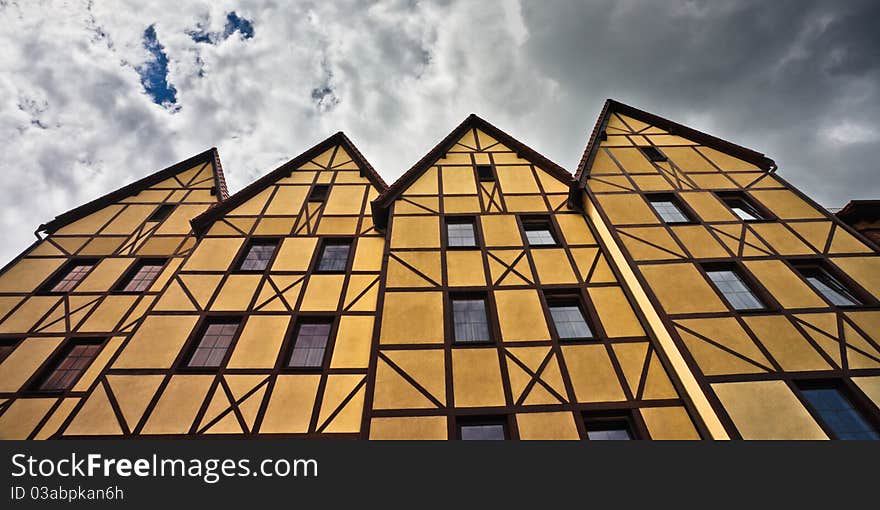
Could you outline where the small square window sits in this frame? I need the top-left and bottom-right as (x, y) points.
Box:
(308, 184), (330, 202)
(704, 265), (766, 311)
(647, 195), (692, 224)
(584, 414), (637, 440)
(452, 296), (491, 344)
(187, 320), (240, 368)
(638, 146), (667, 162)
(476, 165), (495, 182)
(31, 339), (103, 392)
(446, 217), (478, 248)
(42, 259), (98, 294)
(147, 204), (175, 222)
(317, 239), (352, 272)
(522, 216), (558, 246)
(287, 320), (332, 369)
(793, 262), (863, 307)
(718, 192), (768, 221)
(236, 239), (279, 272)
(117, 259), (166, 293)
(796, 381), (879, 440)
(547, 297), (593, 340)
(458, 417), (508, 440)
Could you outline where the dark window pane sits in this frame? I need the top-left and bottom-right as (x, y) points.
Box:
(476, 165), (495, 182)
(147, 204), (175, 222)
(39, 342), (101, 391)
(453, 298), (490, 343)
(0, 342), (15, 363)
(447, 221), (477, 247)
(188, 321), (239, 368)
(318, 242), (351, 272)
(800, 268), (860, 306)
(799, 386), (879, 440)
(289, 322), (331, 368)
(648, 198), (690, 223)
(549, 304), (592, 339)
(639, 146), (667, 162)
(51, 263), (95, 292)
(706, 269), (765, 310)
(309, 185), (330, 202)
(122, 262), (164, 292)
(586, 420), (634, 440)
(460, 423), (506, 440)
(239, 242), (277, 271)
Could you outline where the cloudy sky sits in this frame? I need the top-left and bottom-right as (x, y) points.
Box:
(1, 0), (879, 264)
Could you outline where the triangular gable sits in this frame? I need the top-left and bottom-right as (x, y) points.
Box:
(371, 114), (574, 230)
(38, 148), (227, 235)
(575, 99), (776, 185)
(190, 132), (386, 235)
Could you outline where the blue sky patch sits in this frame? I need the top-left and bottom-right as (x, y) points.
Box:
(188, 11), (254, 44)
(138, 25), (178, 109)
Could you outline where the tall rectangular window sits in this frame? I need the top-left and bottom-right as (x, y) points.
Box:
(187, 320), (240, 368)
(44, 259), (98, 293)
(796, 381), (879, 440)
(584, 413), (637, 440)
(522, 216), (558, 246)
(33, 340), (102, 391)
(647, 195), (692, 224)
(117, 259), (166, 292)
(705, 266), (766, 311)
(458, 417), (507, 440)
(446, 217), (477, 248)
(308, 184), (330, 202)
(317, 239), (352, 272)
(236, 239), (279, 272)
(476, 165), (495, 182)
(547, 297), (593, 340)
(718, 192), (768, 221)
(793, 263), (862, 307)
(638, 146), (667, 162)
(288, 320), (332, 369)
(452, 296), (491, 344)
(147, 204), (175, 222)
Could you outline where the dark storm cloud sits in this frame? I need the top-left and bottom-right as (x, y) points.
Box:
(519, 0), (880, 208)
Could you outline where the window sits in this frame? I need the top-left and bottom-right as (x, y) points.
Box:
(796, 381), (879, 440)
(236, 239), (279, 272)
(638, 146), (667, 162)
(705, 265), (766, 311)
(117, 259), (166, 292)
(147, 204), (175, 222)
(186, 320), (240, 368)
(718, 192), (768, 221)
(458, 417), (508, 440)
(452, 296), (491, 344)
(793, 262), (862, 307)
(32, 340), (102, 391)
(42, 259), (98, 293)
(476, 165), (495, 182)
(522, 216), (558, 246)
(308, 184), (330, 202)
(317, 239), (352, 272)
(547, 297), (593, 340)
(647, 195), (692, 224)
(446, 217), (477, 248)
(0, 340), (17, 364)
(288, 320), (332, 369)
(584, 414), (637, 440)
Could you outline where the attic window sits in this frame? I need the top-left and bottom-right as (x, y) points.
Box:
(148, 204), (175, 222)
(309, 184), (330, 202)
(476, 165), (495, 182)
(638, 146), (667, 162)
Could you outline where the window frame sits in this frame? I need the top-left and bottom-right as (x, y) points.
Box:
(0, 338), (21, 364)
(449, 292), (495, 346)
(645, 193), (697, 225)
(308, 184), (331, 203)
(544, 291), (597, 342)
(444, 216), (480, 250)
(314, 238), (354, 274)
(637, 145), (668, 163)
(38, 258), (100, 295)
(282, 317), (335, 372)
(475, 164), (496, 182)
(582, 410), (644, 440)
(233, 237), (281, 273)
(701, 262), (774, 312)
(793, 379), (880, 440)
(180, 318), (242, 371)
(519, 215), (560, 247)
(790, 260), (872, 308)
(113, 258), (168, 294)
(456, 415), (511, 440)
(147, 203), (175, 222)
(716, 191), (773, 222)
(26, 337), (105, 394)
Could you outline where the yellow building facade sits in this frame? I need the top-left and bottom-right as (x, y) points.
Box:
(0, 101), (878, 439)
